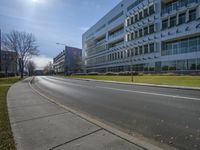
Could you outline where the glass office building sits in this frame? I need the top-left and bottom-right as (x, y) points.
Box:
(82, 0), (200, 73)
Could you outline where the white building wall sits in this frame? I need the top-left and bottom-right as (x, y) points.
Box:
(82, 0), (200, 73)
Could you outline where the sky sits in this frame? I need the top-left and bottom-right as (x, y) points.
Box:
(0, 0), (121, 69)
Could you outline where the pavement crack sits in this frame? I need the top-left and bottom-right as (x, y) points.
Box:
(50, 128), (103, 150)
(11, 112), (69, 124)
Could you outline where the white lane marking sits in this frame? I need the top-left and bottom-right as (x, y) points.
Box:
(96, 86), (200, 101)
(39, 77), (200, 101)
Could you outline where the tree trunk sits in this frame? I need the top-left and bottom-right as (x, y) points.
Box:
(5, 67), (8, 77)
(20, 61), (24, 79)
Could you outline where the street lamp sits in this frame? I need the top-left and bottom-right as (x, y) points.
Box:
(0, 29), (2, 72)
(129, 49), (134, 83)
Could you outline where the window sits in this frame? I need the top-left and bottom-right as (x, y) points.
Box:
(116, 53), (118, 60)
(149, 24), (154, 34)
(135, 47), (138, 55)
(135, 31), (138, 38)
(149, 43), (154, 53)
(149, 5), (155, 15)
(131, 48), (134, 56)
(127, 0), (145, 11)
(172, 43), (178, 54)
(131, 16), (134, 24)
(170, 16), (176, 28)
(127, 49), (131, 57)
(189, 9), (196, 22)
(189, 37), (198, 52)
(131, 32), (134, 40)
(135, 14), (139, 22)
(177, 60), (187, 70)
(127, 18), (130, 26)
(144, 45), (148, 54)
(144, 8), (148, 18)
(139, 29), (143, 37)
(162, 19), (168, 30)
(139, 11), (143, 20)
(144, 64), (149, 71)
(197, 58), (200, 70)
(188, 59), (196, 70)
(162, 61), (169, 71)
(149, 63), (155, 71)
(121, 51), (123, 58)
(108, 11), (124, 24)
(139, 46), (143, 55)
(180, 39), (188, 53)
(127, 34), (131, 41)
(198, 37), (200, 51)
(168, 61), (176, 71)
(179, 13), (186, 25)
(144, 27), (148, 36)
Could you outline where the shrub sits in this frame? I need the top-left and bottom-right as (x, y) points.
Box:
(118, 71), (139, 76)
(87, 72), (99, 75)
(104, 72), (118, 76)
(73, 73), (87, 76)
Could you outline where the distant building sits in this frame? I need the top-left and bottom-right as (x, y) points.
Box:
(53, 46), (82, 74)
(0, 50), (17, 76)
(35, 70), (44, 76)
(82, 0), (200, 73)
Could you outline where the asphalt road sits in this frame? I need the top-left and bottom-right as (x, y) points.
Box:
(32, 76), (200, 150)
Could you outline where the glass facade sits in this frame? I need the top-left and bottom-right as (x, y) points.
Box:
(144, 27), (148, 36)
(162, 0), (199, 15)
(133, 63), (155, 72)
(189, 9), (196, 22)
(162, 58), (200, 71)
(85, 0), (200, 74)
(170, 16), (176, 28)
(144, 45), (148, 54)
(149, 24), (154, 34)
(162, 36), (200, 56)
(162, 19), (168, 30)
(149, 43), (154, 53)
(179, 13), (186, 25)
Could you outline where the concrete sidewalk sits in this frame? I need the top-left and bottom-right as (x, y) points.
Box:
(7, 78), (146, 150)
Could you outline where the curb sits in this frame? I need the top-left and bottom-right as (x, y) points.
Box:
(29, 77), (177, 150)
(69, 77), (200, 91)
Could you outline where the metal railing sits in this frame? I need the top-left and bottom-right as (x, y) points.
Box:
(162, 0), (199, 15)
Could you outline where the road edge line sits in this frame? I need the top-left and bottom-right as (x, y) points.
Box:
(68, 77), (200, 91)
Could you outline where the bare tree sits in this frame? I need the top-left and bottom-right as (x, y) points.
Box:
(26, 60), (36, 76)
(43, 61), (54, 75)
(2, 30), (39, 78)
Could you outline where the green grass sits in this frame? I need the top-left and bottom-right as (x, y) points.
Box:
(70, 75), (200, 87)
(0, 77), (21, 150)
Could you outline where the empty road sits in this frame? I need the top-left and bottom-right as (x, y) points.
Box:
(32, 76), (200, 150)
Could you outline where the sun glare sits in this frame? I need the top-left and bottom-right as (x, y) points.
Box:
(32, 0), (43, 4)
(32, 0), (38, 2)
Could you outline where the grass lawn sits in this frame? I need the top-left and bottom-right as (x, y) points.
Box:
(70, 75), (200, 87)
(0, 77), (21, 150)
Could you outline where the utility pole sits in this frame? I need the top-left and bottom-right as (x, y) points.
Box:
(0, 29), (2, 72)
(131, 54), (134, 83)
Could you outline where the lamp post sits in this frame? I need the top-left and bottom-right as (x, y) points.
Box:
(56, 43), (68, 75)
(0, 29), (2, 72)
(131, 56), (134, 82)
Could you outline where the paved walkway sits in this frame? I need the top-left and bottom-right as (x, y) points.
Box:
(7, 78), (145, 150)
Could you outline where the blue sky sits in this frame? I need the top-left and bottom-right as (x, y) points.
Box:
(0, 0), (121, 68)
